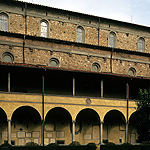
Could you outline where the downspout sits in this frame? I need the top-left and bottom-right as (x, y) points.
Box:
(126, 83), (129, 143)
(23, 3), (27, 63)
(110, 47), (114, 73)
(98, 17), (100, 45)
(42, 71), (45, 146)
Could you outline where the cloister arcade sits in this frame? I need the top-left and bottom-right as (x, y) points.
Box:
(0, 106), (138, 145)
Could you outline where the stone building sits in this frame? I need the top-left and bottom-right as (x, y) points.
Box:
(0, 0), (149, 146)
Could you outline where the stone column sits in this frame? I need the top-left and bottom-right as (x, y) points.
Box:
(100, 121), (104, 144)
(8, 72), (10, 92)
(73, 76), (75, 96)
(72, 120), (76, 142)
(101, 79), (103, 98)
(7, 119), (11, 144)
(125, 122), (129, 143)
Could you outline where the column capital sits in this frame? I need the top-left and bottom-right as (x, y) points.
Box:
(7, 119), (12, 122)
(100, 121), (104, 124)
(72, 120), (76, 123)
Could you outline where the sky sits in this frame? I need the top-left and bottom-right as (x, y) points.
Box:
(21, 0), (150, 27)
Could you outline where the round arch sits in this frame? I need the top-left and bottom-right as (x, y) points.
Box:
(75, 108), (100, 145)
(11, 106), (42, 145)
(0, 107), (7, 120)
(45, 107), (72, 145)
(0, 107), (8, 144)
(128, 111), (138, 143)
(103, 109), (126, 144)
(104, 109), (126, 123)
(76, 108), (100, 122)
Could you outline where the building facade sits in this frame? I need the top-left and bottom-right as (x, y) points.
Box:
(0, 0), (150, 146)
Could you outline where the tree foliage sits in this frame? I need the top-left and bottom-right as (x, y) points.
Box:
(136, 89), (150, 142)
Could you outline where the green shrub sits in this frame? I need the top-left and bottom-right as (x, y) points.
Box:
(0, 141), (12, 148)
(46, 143), (59, 147)
(69, 141), (81, 146)
(25, 142), (39, 146)
(140, 141), (150, 145)
(104, 142), (115, 145)
(122, 142), (132, 146)
(86, 143), (96, 147)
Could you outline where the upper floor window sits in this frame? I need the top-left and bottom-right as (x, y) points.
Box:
(40, 21), (48, 38)
(128, 67), (136, 76)
(109, 32), (116, 48)
(91, 62), (101, 72)
(2, 52), (14, 63)
(0, 13), (8, 31)
(138, 37), (145, 52)
(49, 57), (59, 67)
(77, 26), (85, 43)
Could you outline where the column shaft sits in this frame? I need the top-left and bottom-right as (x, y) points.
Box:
(72, 121), (75, 142)
(8, 119), (11, 144)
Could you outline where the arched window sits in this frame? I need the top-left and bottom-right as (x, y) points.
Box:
(77, 26), (84, 43)
(40, 21), (48, 38)
(138, 37), (145, 52)
(2, 52), (14, 63)
(49, 58), (59, 67)
(0, 13), (8, 31)
(109, 32), (116, 48)
(128, 67), (136, 76)
(91, 62), (101, 72)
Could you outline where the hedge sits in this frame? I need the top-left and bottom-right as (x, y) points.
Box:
(100, 145), (150, 150)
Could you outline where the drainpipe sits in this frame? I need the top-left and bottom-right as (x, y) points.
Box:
(42, 72), (45, 146)
(110, 47), (114, 73)
(125, 83), (129, 143)
(98, 17), (101, 45)
(23, 3), (27, 63)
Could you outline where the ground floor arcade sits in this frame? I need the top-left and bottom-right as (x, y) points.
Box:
(0, 97), (138, 146)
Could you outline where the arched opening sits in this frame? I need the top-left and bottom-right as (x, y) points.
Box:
(75, 108), (100, 145)
(40, 20), (48, 38)
(0, 108), (7, 145)
(129, 112), (138, 143)
(45, 107), (72, 145)
(138, 37), (145, 52)
(109, 32), (116, 48)
(0, 13), (8, 31)
(104, 110), (126, 144)
(76, 26), (85, 43)
(11, 106), (41, 145)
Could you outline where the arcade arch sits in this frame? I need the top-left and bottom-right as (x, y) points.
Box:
(45, 107), (72, 145)
(11, 106), (41, 145)
(103, 110), (126, 144)
(0, 108), (7, 144)
(75, 108), (100, 145)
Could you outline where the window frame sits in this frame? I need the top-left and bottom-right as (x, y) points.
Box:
(76, 26), (85, 43)
(128, 67), (136, 76)
(91, 62), (101, 72)
(0, 12), (9, 32)
(49, 57), (60, 67)
(108, 31), (116, 48)
(2, 52), (14, 63)
(40, 20), (49, 38)
(138, 37), (145, 52)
